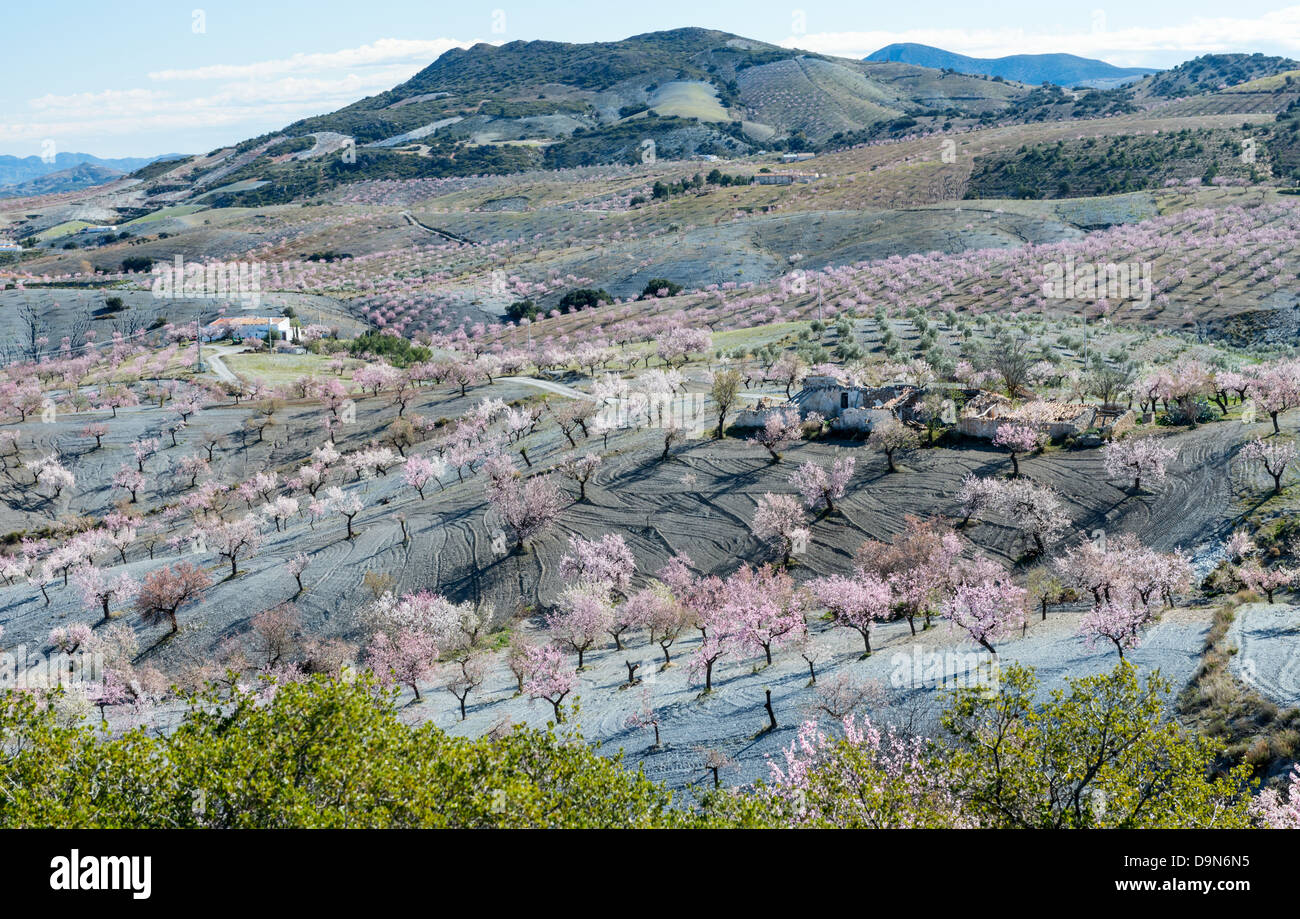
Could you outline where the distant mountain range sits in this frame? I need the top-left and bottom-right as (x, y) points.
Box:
(0, 152), (184, 193)
(0, 163), (137, 199)
(865, 43), (1156, 88)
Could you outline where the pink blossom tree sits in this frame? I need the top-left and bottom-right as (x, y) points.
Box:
(809, 572), (892, 657)
(558, 533), (635, 596)
(723, 564), (805, 666)
(485, 471), (564, 553)
(201, 515), (265, 578)
(944, 573), (1027, 656)
(523, 643), (577, 722)
(1103, 436), (1176, 492)
(980, 478), (1070, 556)
(134, 561), (212, 633)
(1247, 364), (1300, 434)
(546, 582), (614, 668)
(402, 453), (438, 499)
(72, 564), (140, 622)
(367, 628), (439, 700)
(993, 423), (1040, 477)
(855, 516), (962, 634)
(789, 455), (855, 514)
(113, 465), (145, 503)
(956, 473), (998, 527)
(1079, 598), (1151, 659)
(751, 492), (808, 566)
(1241, 437), (1297, 495)
(1251, 765), (1300, 828)
(287, 552), (309, 596)
(323, 485), (364, 539)
(615, 579), (682, 659)
(1238, 560), (1295, 603)
(748, 409), (804, 463)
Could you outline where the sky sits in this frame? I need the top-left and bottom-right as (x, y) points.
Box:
(4, 0), (1300, 158)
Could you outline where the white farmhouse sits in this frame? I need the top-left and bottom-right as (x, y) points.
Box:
(200, 315), (293, 342)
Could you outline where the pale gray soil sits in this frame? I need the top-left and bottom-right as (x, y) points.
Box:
(1228, 601), (1300, 708)
(0, 371), (1259, 790)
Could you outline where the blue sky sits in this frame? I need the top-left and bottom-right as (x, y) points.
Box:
(5, 1), (1300, 157)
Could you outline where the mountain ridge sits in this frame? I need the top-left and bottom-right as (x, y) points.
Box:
(865, 42), (1155, 88)
(0, 152), (183, 188)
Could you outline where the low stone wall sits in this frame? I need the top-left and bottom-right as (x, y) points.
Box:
(958, 416), (1088, 442)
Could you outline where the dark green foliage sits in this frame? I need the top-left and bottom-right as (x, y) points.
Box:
(639, 278), (683, 299)
(506, 299), (539, 321)
(348, 332), (432, 368)
(557, 288), (613, 312)
(120, 256), (154, 273)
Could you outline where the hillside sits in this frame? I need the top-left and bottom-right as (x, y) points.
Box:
(1138, 53), (1300, 98)
(866, 42), (1155, 88)
(0, 162), (127, 199)
(87, 29), (1070, 207)
(0, 152), (178, 187)
(6, 15), (1300, 845)
(35, 32), (1300, 214)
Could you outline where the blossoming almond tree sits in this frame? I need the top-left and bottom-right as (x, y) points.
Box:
(945, 573), (1027, 656)
(1240, 437), (1297, 495)
(789, 455), (855, 514)
(748, 409), (803, 463)
(401, 453), (438, 499)
(366, 629), (439, 701)
(523, 643), (577, 722)
(1237, 560), (1295, 603)
(558, 533), (635, 597)
(723, 564), (805, 666)
(809, 572), (892, 657)
(486, 470), (564, 554)
(134, 562), (212, 633)
(993, 423), (1040, 477)
(322, 485), (364, 540)
(113, 465), (145, 503)
(558, 452), (602, 502)
(978, 478), (1070, 556)
(72, 564), (140, 623)
(751, 492), (807, 566)
(1079, 598), (1152, 659)
(617, 580), (684, 662)
(1251, 766), (1300, 828)
(1103, 435), (1176, 492)
(546, 582), (614, 668)
(200, 515), (265, 578)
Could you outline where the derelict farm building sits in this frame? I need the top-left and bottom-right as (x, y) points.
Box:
(734, 375), (923, 433)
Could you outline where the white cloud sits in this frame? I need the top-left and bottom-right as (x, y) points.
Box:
(147, 37), (480, 81)
(786, 6), (1300, 66)
(3, 37), (486, 150)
